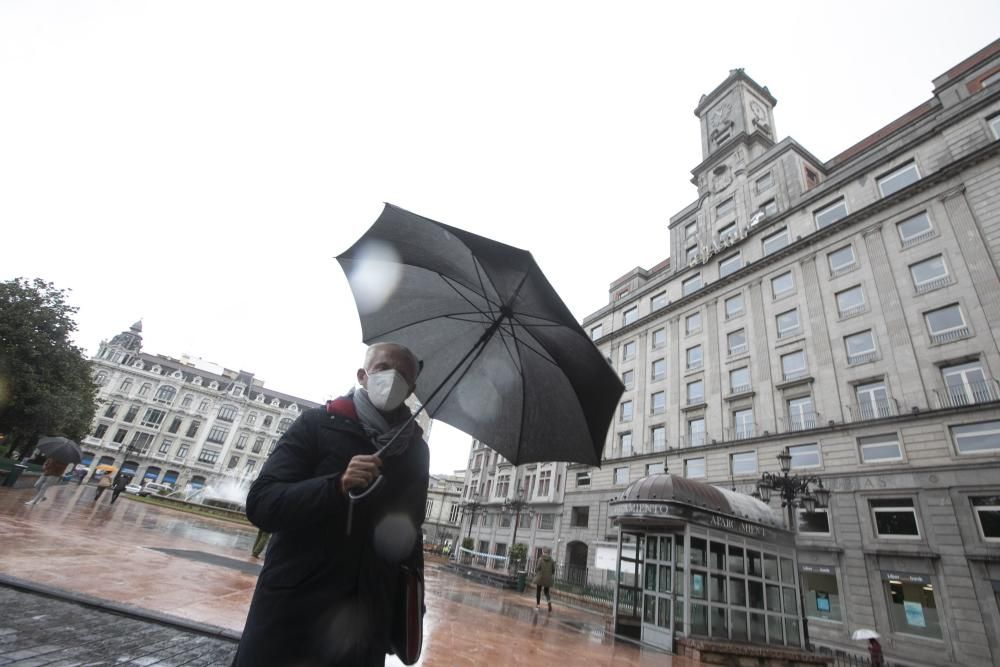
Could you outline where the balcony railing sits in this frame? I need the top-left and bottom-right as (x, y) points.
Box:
(680, 433), (709, 448)
(915, 275), (954, 293)
(723, 425), (758, 441)
(687, 360), (704, 371)
(847, 350), (879, 366)
(781, 369), (808, 382)
(779, 410), (822, 433)
(933, 379), (1000, 408)
(777, 327), (801, 340)
(829, 262), (857, 278)
(845, 398), (899, 422)
(930, 327), (971, 345)
(901, 229), (935, 248)
(728, 383), (752, 396)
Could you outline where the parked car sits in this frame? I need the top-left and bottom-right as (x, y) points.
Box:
(138, 482), (173, 497)
(125, 483), (143, 494)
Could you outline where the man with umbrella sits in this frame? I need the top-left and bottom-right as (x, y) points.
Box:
(233, 343), (429, 667)
(24, 437), (79, 507)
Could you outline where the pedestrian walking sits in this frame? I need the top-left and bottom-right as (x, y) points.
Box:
(533, 547), (556, 612)
(24, 457), (70, 506)
(250, 528), (270, 558)
(868, 638), (884, 667)
(94, 472), (112, 501)
(233, 343), (429, 667)
(109, 472), (130, 505)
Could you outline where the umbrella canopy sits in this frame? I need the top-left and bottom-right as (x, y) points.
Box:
(337, 204), (624, 466)
(851, 629), (880, 640)
(36, 436), (82, 464)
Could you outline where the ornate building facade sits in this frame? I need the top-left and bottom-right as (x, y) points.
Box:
(461, 40), (1000, 665)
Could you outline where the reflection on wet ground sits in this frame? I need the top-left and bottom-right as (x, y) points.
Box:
(0, 483), (698, 666)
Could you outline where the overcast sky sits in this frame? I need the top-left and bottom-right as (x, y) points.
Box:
(3, 1), (998, 475)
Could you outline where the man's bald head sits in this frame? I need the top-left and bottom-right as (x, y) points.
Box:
(358, 343), (421, 388)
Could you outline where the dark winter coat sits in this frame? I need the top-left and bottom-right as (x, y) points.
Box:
(234, 401), (429, 667)
(533, 554), (555, 587)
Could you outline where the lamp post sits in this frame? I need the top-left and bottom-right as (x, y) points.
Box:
(752, 449), (831, 532)
(502, 487), (533, 571)
(460, 492), (485, 539)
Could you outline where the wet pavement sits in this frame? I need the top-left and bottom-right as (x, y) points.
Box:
(0, 483), (696, 666)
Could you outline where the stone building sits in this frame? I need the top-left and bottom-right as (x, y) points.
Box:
(463, 39), (1000, 665)
(423, 471), (464, 548)
(84, 323), (432, 494)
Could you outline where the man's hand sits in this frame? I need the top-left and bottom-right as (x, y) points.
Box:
(339, 454), (382, 494)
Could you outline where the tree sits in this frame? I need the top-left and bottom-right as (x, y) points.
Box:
(0, 278), (98, 458)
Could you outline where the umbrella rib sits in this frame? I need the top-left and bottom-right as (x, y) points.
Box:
(439, 273), (502, 317)
(361, 311), (495, 341)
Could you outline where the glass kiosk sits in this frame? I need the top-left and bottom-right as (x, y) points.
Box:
(609, 474), (803, 653)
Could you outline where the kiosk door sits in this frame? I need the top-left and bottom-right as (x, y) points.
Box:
(641, 533), (675, 650)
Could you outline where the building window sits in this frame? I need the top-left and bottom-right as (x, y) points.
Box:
(228, 455), (240, 469)
(719, 252), (742, 278)
(789, 443), (820, 469)
(686, 345), (703, 370)
(176, 444), (188, 460)
(104, 402), (120, 419)
(733, 408), (754, 439)
(877, 161), (920, 198)
(971, 496), (1000, 541)
(845, 330), (877, 364)
(199, 399), (210, 412)
(798, 510), (831, 536)
(576, 472), (591, 488)
(651, 359), (666, 381)
(686, 245), (698, 264)
(646, 462), (665, 476)
(234, 434), (248, 450)
(801, 567), (840, 621)
(138, 383), (151, 397)
(650, 391), (666, 414)
(186, 420), (201, 438)
(94, 424), (109, 439)
(883, 575), (941, 639)
(941, 362), (992, 407)
(206, 426), (229, 445)
(218, 405), (238, 422)
(776, 308), (800, 339)
(129, 432), (154, 455)
(651, 292), (667, 311)
(119, 378), (133, 392)
(855, 381), (892, 420)
(727, 329), (747, 356)
(688, 418), (706, 447)
(623, 307), (638, 326)
(870, 498), (920, 538)
(687, 380), (705, 405)
(718, 222), (737, 244)
(761, 227), (789, 256)
(140, 409), (166, 429)
(622, 369), (634, 389)
(113, 428), (128, 444)
(716, 197), (735, 217)
(650, 328), (666, 349)
(781, 351), (806, 381)
(896, 211), (934, 246)
(620, 400), (633, 422)
(814, 198), (848, 229)
(771, 272), (794, 299)
(755, 172), (773, 193)
(910, 255), (950, 292)
(836, 285), (866, 318)
(180, 394), (193, 409)
(590, 324), (603, 340)
(538, 469), (552, 496)
(252, 437), (265, 454)
(685, 312), (702, 335)
(731, 451), (757, 476)
(685, 221), (697, 242)
(158, 439), (172, 455)
(538, 513), (556, 530)
(990, 114), (1000, 139)
(685, 457), (706, 478)
(724, 293), (744, 319)
(245, 412), (257, 426)
(729, 367), (750, 393)
(197, 449), (220, 465)
(924, 303), (968, 342)
(682, 274), (702, 296)
(614, 466), (630, 485)
(166, 417), (182, 434)
(651, 426), (666, 452)
(619, 432), (633, 457)
(787, 396), (815, 430)
(827, 245), (856, 274)
(950, 420), (1000, 455)
(277, 418), (293, 434)
(622, 341), (636, 361)
(571, 506), (590, 528)
(153, 386), (176, 405)
(859, 434), (903, 463)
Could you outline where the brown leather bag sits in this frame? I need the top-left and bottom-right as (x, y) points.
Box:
(389, 565), (424, 665)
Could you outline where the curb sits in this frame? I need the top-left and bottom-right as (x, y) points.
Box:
(0, 573), (241, 643)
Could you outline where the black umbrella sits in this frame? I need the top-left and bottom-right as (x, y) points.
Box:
(36, 436), (82, 464)
(337, 204), (624, 467)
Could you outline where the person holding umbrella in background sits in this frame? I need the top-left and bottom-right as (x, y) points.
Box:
(24, 456), (69, 506)
(24, 436), (80, 507)
(94, 471), (113, 501)
(110, 471), (130, 505)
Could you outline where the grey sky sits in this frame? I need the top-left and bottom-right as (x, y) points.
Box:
(3, 1), (998, 475)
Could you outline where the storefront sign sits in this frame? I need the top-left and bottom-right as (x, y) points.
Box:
(609, 500), (786, 542)
(881, 571), (930, 585)
(800, 564), (835, 575)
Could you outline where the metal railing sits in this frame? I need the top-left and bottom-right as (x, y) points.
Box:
(845, 398), (899, 422)
(723, 425), (758, 441)
(782, 369), (808, 382)
(915, 275), (954, 293)
(934, 379), (1000, 408)
(847, 350), (880, 365)
(779, 411), (822, 433)
(930, 327), (970, 345)
(680, 433), (710, 448)
(728, 383), (752, 395)
(838, 303), (868, 319)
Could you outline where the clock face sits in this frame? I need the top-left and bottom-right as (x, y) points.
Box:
(750, 99), (765, 120)
(710, 102), (733, 129)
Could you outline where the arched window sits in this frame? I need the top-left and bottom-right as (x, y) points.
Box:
(263, 416), (273, 428)
(199, 399), (210, 412)
(246, 412), (257, 425)
(218, 405), (238, 422)
(181, 394), (193, 408)
(95, 371), (108, 386)
(189, 475), (207, 489)
(154, 386), (177, 405)
(277, 418), (293, 434)
(119, 378), (133, 392)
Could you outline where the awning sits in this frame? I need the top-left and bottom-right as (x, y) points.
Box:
(162, 471), (179, 484)
(121, 461), (139, 475)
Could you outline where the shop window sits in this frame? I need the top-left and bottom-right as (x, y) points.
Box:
(801, 568), (841, 621)
(883, 574), (941, 639)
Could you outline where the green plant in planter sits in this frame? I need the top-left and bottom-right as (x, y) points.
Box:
(509, 542), (528, 569)
(462, 537), (475, 551)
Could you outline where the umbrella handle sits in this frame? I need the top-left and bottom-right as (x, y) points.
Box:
(345, 474), (385, 534)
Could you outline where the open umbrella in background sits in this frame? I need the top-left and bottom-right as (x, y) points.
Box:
(35, 436), (82, 464)
(851, 629), (880, 640)
(337, 203), (624, 468)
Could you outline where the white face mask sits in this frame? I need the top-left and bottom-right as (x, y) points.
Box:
(364, 369), (411, 411)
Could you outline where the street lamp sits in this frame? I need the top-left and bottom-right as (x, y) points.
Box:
(459, 492), (485, 539)
(502, 487), (533, 570)
(754, 449), (830, 532)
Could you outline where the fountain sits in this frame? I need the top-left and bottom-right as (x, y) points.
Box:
(152, 469), (257, 522)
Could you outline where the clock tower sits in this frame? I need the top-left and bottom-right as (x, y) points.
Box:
(694, 68), (777, 161)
